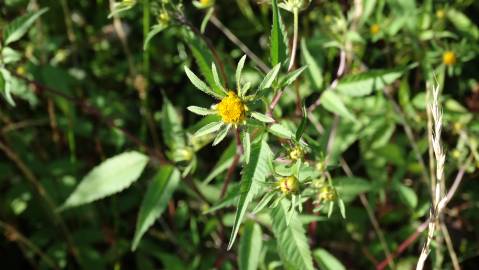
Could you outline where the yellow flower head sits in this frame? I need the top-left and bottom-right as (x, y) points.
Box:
(278, 176), (300, 195)
(370, 24), (380, 35)
(216, 91), (246, 124)
(443, 51), (456, 66)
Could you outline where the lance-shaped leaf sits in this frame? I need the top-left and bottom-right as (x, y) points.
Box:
(301, 39), (323, 90)
(271, 0), (287, 66)
(132, 165), (180, 250)
(258, 63), (281, 91)
(280, 66), (308, 87)
(236, 55), (247, 91)
(271, 200), (314, 270)
(320, 90), (356, 122)
(3, 7), (49, 45)
(251, 112), (275, 123)
(228, 136), (271, 249)
(194, 121), (223, 137)
(336, 67), (406, 97)
(187, 106), (216, 116)
(60, 151), (149, 209)
(184, 66), (223, 99)
(239, 221), (263, 270)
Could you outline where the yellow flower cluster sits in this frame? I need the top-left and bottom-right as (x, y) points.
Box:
(370, 24), (380, 35)
(216, 91), (246, 124)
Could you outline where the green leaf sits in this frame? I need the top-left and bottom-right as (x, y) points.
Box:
(3, 8), (49, 45)
(236, 55), (247, 90)
(144, 24), (166, 50)
(228, 136), (271, 249)
(313, 248), (346, 270)
(395, 183), (418, 209)
(301, 39), (323, 89)
(320, 90), (356, 122)
(258, 63), (281, 90)
(186, 34), (225, 96)
(132, 165), (180, 250)
(269, 123), (294, 139)
(1, 47), (22, 64)
(271, 201), (314, 270)
(295, 107), (307, 141)
(60, 151), (149, 209)
(447, 9), (479, 40)
(213, 124), (231, 146)
(335, 176), (372, 202)
(242, 132), (251, 164)
(184, 66), (223, 99)
(239, 221), (263, 270)
(187, 106), (216, 116)
(108, 1), (136, 18)
(336, 68), (406, 97)
(162, 97), (185, 148)
(251, 112), (275, 123)
(194, 121), (223, 137)
(271, 0), (287, 66)
(0, 68), (16, 106)
(280, 66), (308, 87)
(212, 62), (226, 93)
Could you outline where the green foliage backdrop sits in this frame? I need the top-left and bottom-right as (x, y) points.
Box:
(1, 0), (479, 269)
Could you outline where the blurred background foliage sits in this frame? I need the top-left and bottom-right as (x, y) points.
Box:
(1, 0), (479, 269)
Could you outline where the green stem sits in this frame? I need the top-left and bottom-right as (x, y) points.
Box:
(287, 8), (299, 72)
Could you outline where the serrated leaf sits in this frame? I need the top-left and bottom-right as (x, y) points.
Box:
(187, 106), (216, 116)
(144, 24), (166, 50)
(313, 248), (346, 270)
(320, 90), (356, 122)
(271, 0), (287, 66)
(271, 200), (314, 270)
(336, 68), (405, 97)
(132, 165), (180, 250)
(4, 8), (49, 45)
(194, 121), (223, 137)
(184, 66), (223, 99)
(228, 136), (271, 249)
(280, 66), (308, 87)
(60, 151), (149, 209)
(258, 63), (281, 91)
(301, 39), (323, 89)
(251, 112), (274, 123)
(239, 221), (263, 270)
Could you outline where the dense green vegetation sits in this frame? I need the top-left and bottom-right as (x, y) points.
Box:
(1, 0), (479, 269)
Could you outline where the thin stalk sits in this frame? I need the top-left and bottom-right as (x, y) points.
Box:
(287, 8), (299, 71)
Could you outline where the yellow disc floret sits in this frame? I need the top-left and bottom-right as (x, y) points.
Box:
(319, 185), (337, 201)
(278, 176), (300, 195)
(289, 146), (304, 161)
(443, 51), (456, 66)
(216, 91), (246, 124)
(370, 24), (380, 35)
